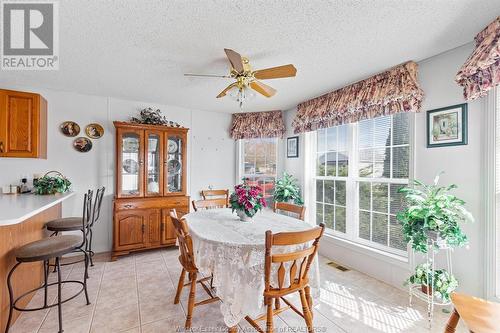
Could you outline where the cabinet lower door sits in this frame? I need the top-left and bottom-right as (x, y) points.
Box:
(114, 210), (147, 251)
(161, 208), (188, 245)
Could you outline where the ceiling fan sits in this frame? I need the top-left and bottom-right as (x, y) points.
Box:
(184, 49), (297, 109)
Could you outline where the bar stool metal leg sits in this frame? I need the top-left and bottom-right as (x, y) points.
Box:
(81, 249), (90, 305)
(5, 262), (21, 333)
(52, 231), (59, 273)
(56, 257), (63, 333)
(43, 260), (49, 308)
(89, 228), (94, 267)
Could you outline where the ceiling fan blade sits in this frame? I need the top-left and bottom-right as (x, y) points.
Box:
(224, 48), (244, 73)
(250, 80), (276, 98)
(253, 64), (297, 80)
(216, 82), (238, 98)
(184, 73), (231, 78)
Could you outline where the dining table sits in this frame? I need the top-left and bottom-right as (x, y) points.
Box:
(183, 208), (320, 332)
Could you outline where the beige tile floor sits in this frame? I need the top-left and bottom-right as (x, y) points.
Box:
(8, 249), (468, 333)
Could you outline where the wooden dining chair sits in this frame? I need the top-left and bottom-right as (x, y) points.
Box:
(445, 292), (500, 333)
(192, 198), (228, 211)
(273, 202), (306, 221)
(201, 189), (229, 206)
(245, 223), (325, 333)
(169, 210), (220, 329)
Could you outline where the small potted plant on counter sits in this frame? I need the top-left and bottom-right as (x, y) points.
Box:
(273, 172), (303, 205)
(33, 171), (71, 195)
(230, 179), (266, 222)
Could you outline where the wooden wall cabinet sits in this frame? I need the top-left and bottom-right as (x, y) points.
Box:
(113, 122), (189, 260)
(0, 89), (47, 158)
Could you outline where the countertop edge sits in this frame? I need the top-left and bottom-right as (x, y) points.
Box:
(0, 192), (76, 226)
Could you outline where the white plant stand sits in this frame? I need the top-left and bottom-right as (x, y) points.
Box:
(408, 237), (453, 329)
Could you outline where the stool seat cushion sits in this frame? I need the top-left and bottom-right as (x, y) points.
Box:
(46, 217), (82, 231)
(15, 235), (82, 262)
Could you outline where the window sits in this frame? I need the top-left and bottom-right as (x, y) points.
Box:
(314, 113), (411, 255)
(315, 125), (349, 233)
(241, 138), (277, 205)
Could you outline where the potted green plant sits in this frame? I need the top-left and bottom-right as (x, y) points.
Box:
(406, 263), (434, 295)
(432, 269), (458, 302)
(406, 263), (458, 302)
(273, 172), (304, 205)
(33, 171), (71, 195)
(397, 173), (473, 253)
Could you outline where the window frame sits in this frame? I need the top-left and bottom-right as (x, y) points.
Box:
(485, 86), (500, 302)
(237, 137), (279, 203)
(311, 113), (415, 258)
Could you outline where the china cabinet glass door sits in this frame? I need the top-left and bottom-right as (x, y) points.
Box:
(118, 129), (144, 197)
(145, 131), (163, 196)
(165, 134), (184, 194)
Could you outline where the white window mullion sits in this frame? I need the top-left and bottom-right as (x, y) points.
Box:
(347, 123), (358, 240)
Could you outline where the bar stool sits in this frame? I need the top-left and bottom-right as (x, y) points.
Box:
(5, 192), (92, 333)
(46, 187), (105, 269)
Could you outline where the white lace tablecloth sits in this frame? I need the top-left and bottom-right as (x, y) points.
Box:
(184, 208), (320, 327)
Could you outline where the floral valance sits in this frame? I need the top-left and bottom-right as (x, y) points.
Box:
(292, 61), (424, 133)
(456, 16), (500, 101)
(230, 110), (285, 140)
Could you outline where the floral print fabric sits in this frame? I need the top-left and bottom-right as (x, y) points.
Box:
(292, 61), (424, 133)
(456, 16), (500, 101)
(230, 110), (285, 139)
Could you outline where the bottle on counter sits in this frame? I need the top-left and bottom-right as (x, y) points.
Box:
(20, 178), (30, 194)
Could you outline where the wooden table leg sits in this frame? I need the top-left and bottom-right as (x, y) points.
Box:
(445, 309), (460, 333)
(228, 325), (238, 332)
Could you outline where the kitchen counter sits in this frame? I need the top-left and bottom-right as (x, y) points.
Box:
(0, 192), (75, 226)
(0, 191), (75, 331)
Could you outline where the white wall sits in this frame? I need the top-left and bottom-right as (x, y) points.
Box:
(282, 43), (486, 297)
(0, 87), (236, 253)
(415, 43), (483, 296)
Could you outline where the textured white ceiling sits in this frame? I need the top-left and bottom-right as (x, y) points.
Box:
(0, 0), (498, 113)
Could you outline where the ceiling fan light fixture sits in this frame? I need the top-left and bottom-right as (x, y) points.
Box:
(229, 86), (256, 110)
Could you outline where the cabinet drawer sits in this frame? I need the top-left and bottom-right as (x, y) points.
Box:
(115, 197), (189, 210)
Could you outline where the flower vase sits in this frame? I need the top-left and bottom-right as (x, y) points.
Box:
(236, 210), (252, 222)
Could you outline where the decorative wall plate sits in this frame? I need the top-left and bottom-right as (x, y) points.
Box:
(167, 159), (181, 175)
(60, 121), (80, 137)
(123, 159), (139, 174)
(167, 139), (179, 153)
(85, 123), (104, 139)
(73, 137), (92, 152)
(123, 137), (139, 153)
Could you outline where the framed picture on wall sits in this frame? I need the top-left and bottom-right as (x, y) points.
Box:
(427, 103), (468, 148)
(287, 136), (299, 158)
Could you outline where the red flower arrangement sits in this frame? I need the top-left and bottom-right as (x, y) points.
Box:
(230, 179), (267, 220)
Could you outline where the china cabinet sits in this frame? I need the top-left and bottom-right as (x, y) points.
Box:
(0, 89), (47, 158)
(113, 121), (189, 260)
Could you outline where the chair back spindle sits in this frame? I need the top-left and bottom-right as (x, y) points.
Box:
(265, 224), (324, 294)
(273, 202), (306, 221)
(201, 189), (229, 207)
(192, 198), (227, 212)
